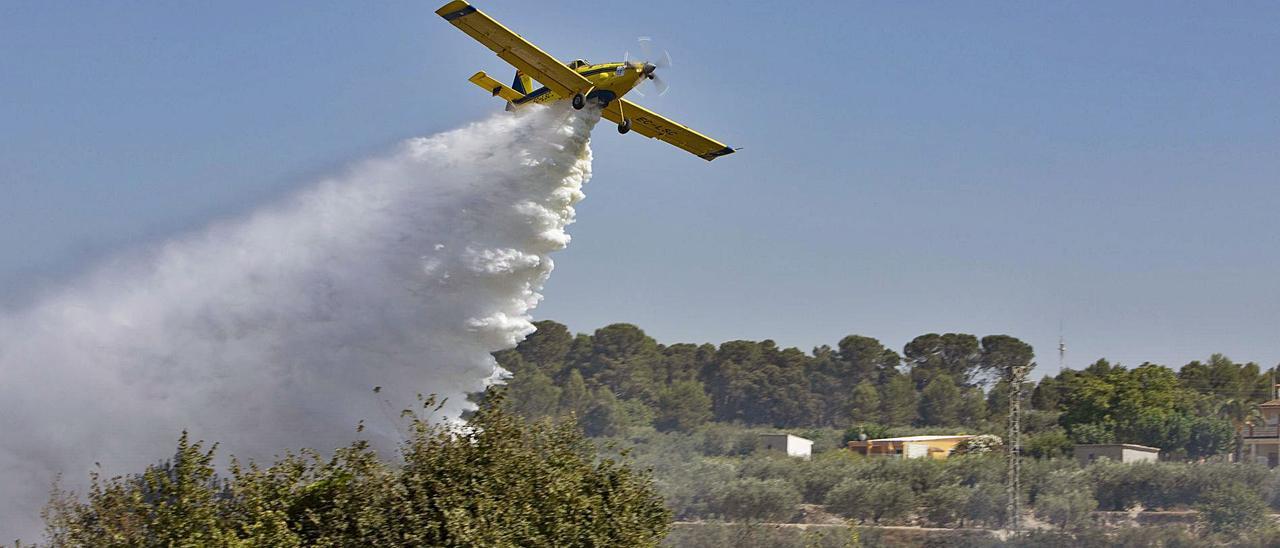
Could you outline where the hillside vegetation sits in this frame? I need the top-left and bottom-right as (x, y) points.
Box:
(493, 321), (1267, 460)
(29, 321), (1280, 547)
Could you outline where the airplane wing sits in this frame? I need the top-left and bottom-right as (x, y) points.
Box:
(603, 99), (736, 161)
(436, 1), (592, 97)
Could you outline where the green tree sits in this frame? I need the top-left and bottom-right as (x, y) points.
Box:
(1186, 415), (1234, 460)
(978, 335), (1035, 384)
(517, 320), (574, 375)
(504, 370), (561, 420)
(849, 380), (881, 423)
(654, 380), (713, 432)
(1070, 422), (1116, 444)
(903, 333), (982, 388)
(580, 323), (663, 402)
(702, 341), (817, 427)
(811, 336), (899, 426)
(836, 335), (900, 383)
(1025, 429), (1073, 459)
(1031, 375), (1065, 411)
(1119, 409), (1191, 456)
(559, 369), (591, 418)
(880, 372), (918, 426)
(918, 374), (961, 426)
(44, 432), (246, 547)
(657, 343), (715, 385)
(581, 388), (652, 437)
(1052, 359), (1232, 458)
(958, 386), (988, 424)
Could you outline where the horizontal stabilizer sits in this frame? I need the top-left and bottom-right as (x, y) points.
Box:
(468, 71), (526, 102)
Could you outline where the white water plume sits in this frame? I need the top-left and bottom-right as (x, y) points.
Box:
(0, 105), (599, 539)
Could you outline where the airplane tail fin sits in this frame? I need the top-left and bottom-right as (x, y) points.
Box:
(512, 71), (533, 96)
(508, 71), (533, 110)
(468, 71), (525, 104)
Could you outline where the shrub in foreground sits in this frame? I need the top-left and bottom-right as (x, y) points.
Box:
(43, 392), (671, 547)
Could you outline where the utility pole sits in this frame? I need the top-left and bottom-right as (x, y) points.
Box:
(1058, 319), (1066, 371)
(980, 335), (1035, 533)
(1006, 365), (1029, 531)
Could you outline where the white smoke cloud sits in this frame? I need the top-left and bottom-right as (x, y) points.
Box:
(0, 105), (599, 540)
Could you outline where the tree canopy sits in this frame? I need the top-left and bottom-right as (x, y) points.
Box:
(494, 320), (1271, 462)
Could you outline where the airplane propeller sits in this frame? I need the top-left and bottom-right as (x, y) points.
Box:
(623, 37), (672, 97)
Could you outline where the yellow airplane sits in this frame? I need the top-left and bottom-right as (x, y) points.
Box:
(436, 0), (736, 162)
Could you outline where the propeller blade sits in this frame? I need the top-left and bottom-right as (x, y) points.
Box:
(650, 74), (670, 96)
(637, 36), (653, 63)
(626, 37), (672, 97)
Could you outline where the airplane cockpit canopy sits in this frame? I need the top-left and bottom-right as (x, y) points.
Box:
(567, 59), (589, 69)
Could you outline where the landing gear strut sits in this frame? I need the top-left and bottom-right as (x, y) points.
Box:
(571, 93), (585, 110)
(617, 119), (632, 134)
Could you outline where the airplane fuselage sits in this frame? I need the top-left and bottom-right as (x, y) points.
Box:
(510, 62), (647, 108)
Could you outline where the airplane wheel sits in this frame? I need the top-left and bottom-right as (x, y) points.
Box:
(617, 119), (632, 134)
(572, 93), (585, 110)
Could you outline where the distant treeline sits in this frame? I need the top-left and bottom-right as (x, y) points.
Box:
(492, 321), (1276, 460)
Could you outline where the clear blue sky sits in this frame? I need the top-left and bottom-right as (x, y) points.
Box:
(3, 1), (1277, 376)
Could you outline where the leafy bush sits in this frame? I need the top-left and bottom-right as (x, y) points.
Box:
(1195, 482), (1267, 535)
(43, 394), (671, 547)
(888, 457), (953, 494)
(738, 452), (863, 504)
(824, 478), (916, 524)
(653, 458), (736, 520)
(694, 423), (765, 456)
(941, 454), (1005, 487)
(710, 478), (802, 523)
(1034, 471), (1097, 529)
(1086, 461), (1269, 511)
(1021, 457), (1080, 506)
(1024, 429), (1073, 459)
(737, 456), (807, 497)
(922, 483), (973, 527)
(963, 483), (1007, 528)
(791, 452), (866, 503)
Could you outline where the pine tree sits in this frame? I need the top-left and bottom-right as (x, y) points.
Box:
(559, 369), (590, 418)
(919, 374), (961, 426)
(880, 373), (918, 425)
(850, 380), (881, 423)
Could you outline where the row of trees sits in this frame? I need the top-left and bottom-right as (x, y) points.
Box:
(1033, 355), (1270, 459)
(495, 322), (1034, 432)
(610, 426), (1280, 542)
(496, 321), (1272, 460)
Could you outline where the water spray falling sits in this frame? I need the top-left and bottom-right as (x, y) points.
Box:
(0, 105), (600, 538)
